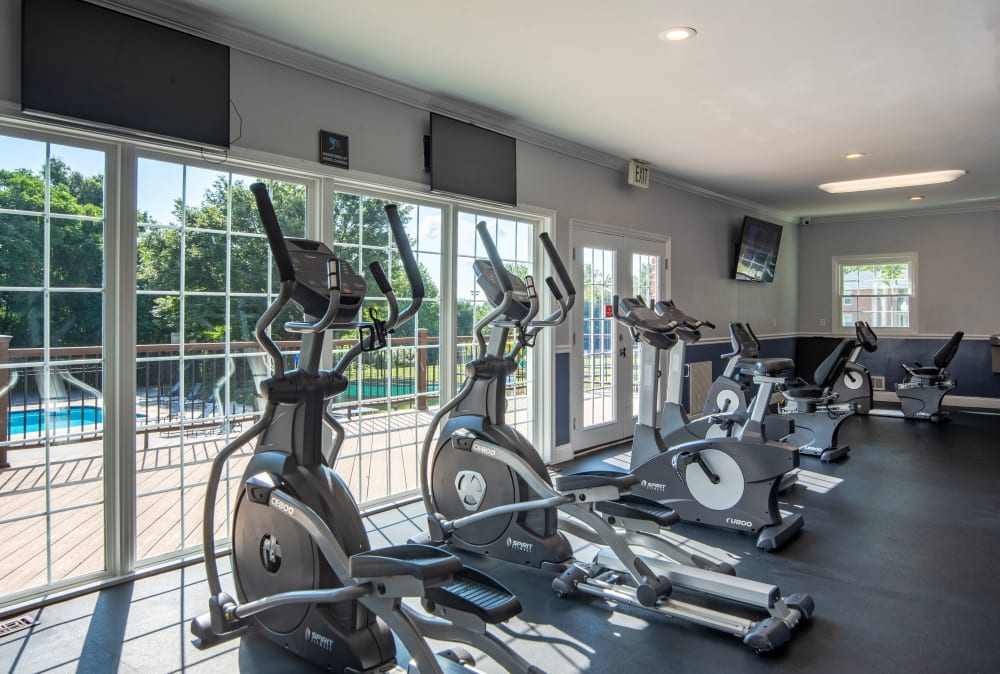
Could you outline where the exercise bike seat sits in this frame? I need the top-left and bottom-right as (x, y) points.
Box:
(902, 365), (944, 379)
(900, 331), (963, 382)
(425, 566), (523, 624)
(595, 495), (681, 527)
(350, 544), (464, 580)
(782, 384), (825, 399)
(736, 357), (795, 379)
(552, 470), (640, 492)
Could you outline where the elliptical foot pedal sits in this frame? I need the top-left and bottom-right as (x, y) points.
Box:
(756, 513), (804, 551)
(552, 470), (639, 492)
(743, 617), (792, 653)
(595, 495), (681, 527)
(350, 544), (463, 581)
(424, 566), (521, 624)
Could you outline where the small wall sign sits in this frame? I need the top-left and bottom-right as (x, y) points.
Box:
(627, 159), (650, 189)
(319, 130), (349, 169)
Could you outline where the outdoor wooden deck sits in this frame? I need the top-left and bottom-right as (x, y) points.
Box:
(0, 406), (440, 601)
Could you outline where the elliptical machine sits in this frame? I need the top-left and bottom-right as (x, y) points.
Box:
(868, 330), (964, 422)
(191, 184), (542, 674)
(418, 223), (813, 652)
(614, 298), (804, 551)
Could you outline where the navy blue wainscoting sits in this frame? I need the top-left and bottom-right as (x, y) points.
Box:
(797, 335), (999, 398)
(555, 351), (571, 446)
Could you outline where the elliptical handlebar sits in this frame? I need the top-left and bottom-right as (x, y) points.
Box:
(476, 221), (513, 293)
(384, 205), (424, 328)
(368, 260), (398, 332)
(250, 182), (295, 283)
(539, 231), (575, 299)
(527, 231), (575, 329)
(250, 182), (305, 373)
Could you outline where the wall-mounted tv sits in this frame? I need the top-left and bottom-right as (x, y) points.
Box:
(732, 216), (782, 282)
(21, 0), (230, 148)
(430, 113), (517, 206)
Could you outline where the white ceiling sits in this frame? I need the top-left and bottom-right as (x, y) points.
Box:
(115, 0), (1000, 221)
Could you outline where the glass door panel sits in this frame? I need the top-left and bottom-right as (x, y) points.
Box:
(571, 228), (666, 451)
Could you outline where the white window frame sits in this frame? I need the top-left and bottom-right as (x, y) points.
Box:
(832, 253), (917, 335)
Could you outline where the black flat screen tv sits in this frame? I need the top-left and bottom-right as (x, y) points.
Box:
(430, 113), (517, 206)
(732, 216), (782, 282)
(21, 0), (230, 148)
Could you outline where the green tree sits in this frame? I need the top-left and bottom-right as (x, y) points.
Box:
(136, 177), (305, 344)
(0, 159), (104, 348)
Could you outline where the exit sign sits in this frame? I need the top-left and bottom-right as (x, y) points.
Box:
(627, 159), (650, 188)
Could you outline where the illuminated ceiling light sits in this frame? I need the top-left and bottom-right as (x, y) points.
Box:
(660, 27), (697, 41)
(844, 152), (866, 159)
(819, 169), (966, 194)
(908, 195), (925, 201)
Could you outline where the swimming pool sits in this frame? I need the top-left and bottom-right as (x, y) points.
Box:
(7, 407), (104, 436)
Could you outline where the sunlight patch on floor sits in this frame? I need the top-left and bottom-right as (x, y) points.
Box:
(794, 469), (845, 494)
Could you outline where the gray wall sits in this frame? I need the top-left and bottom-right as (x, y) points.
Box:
(229, 52), (800, 340)
(797, 209), (1000, 336)
(0, 8), (799, 339)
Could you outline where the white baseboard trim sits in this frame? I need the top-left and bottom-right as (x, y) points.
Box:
(873, 391), (1000, 410)
(552, 443), (574, 465)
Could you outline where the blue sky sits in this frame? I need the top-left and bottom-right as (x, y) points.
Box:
(0, 135), (216, 224)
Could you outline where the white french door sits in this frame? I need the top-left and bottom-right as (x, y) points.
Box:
(569, 226), (667, 451)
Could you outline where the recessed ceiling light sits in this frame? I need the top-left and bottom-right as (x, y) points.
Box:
(818, 169), (966, 194)
(844, 152), (866, 159)
(908, 195), (925, 201)
(660, 27), (697, 41)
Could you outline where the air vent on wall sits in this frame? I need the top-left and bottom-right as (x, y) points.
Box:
(871, 375), (886, 391)
(689, 361), (713, 411)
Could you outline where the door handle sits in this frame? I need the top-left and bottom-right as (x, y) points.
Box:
(619, 346), (627, 358)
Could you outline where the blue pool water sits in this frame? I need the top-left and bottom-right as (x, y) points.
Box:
(8, 407), (103, 436)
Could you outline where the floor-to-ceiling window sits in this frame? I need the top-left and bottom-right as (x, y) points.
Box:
(329, 190), (443, 505)
(0, 131), (108, 600)
(455, 210), (537, 441)
(133, 157), (307, 562)
(0, 121), (551, 608)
